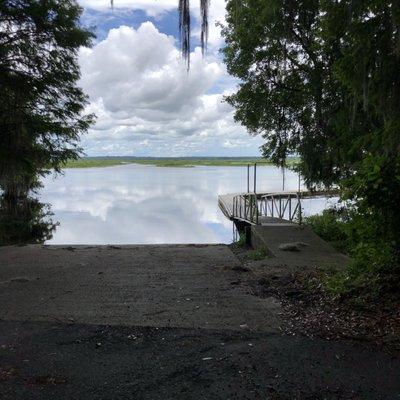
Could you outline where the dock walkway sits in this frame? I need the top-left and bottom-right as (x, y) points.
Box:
(218, 193), (292, 225)
(218, 189), (339, 226)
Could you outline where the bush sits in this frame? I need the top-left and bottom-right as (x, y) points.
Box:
(327, 241), (399, 303)
(305, 207), (399, 304)
(303, 207), (352, 254)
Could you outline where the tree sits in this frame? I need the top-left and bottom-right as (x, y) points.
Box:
(221, 0), (342, 184)
(0, 194), (57, 245)
(221, 0), (400, 298)
(0, 0), (95, 243)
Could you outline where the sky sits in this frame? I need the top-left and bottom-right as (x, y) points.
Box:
(77, 0), (264, 157)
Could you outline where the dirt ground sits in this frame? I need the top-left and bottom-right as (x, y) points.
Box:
(0, 244), (399, 399)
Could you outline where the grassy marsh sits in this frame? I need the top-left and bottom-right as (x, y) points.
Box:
(64, 157), (299, 169)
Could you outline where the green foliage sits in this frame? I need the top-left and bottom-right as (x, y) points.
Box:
(305, 207), (399, 302)
(236, 232), (247, 247)
(0, 0), (95, 198)
(0, 1), (95, 245)
(0, 191), (57, 245)
(222, 0), (400, 186)
(221, 0), (334, 177)
(343, 154), (400, 248)
(222, 0), (400, 302)
(327, 241), (398, 303)
(246, 247), (268, 261)
(304, 208), (352, 254)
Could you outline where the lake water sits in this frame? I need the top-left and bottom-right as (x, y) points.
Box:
(41, 164), (334, 244)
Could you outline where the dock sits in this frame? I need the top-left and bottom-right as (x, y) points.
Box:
(218, 189), (339, 226)
(218, 193), (293, 226)
(218, 163), (339, 227)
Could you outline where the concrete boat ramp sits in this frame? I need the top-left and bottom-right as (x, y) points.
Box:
(0, 244), (282, 331)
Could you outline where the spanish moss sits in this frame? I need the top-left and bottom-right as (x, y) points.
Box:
(200, 0), (210, 55)
(179, 0), (191, 69)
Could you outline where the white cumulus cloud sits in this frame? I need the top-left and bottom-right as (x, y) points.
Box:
(78, 22), (263, 156)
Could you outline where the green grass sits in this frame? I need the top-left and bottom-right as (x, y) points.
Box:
(246, 247), (269, 261)
(64, 159), (130, 168)
(63, 156), (299, 169)
(236, 232), (247, 247)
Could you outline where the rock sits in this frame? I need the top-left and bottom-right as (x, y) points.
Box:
(127, 334), (137, 340)
(10, 277), (30, 283)
(278, 242), (309, 252)
(295, 241), (309, 247)
(279, 243), (300, 252)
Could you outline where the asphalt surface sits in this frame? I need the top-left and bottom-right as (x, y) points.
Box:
(0, 245), (281, 330)
(0, 244), (399, 399)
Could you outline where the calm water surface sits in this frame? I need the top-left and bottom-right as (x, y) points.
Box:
(41, 164), (334, 244)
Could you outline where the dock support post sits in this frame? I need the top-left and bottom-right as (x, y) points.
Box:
(247, 164), (250, 193)
(297, 193), (303, 225)
(282, 166), (285, 191)
(298, 173), (301, 192)
(253, 163), (257, 194)
(245, 225), (251, 246)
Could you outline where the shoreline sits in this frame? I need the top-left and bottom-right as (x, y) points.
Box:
(62, 156), (299, 169)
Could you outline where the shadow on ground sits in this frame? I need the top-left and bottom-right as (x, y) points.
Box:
(1, 320), (399, 400)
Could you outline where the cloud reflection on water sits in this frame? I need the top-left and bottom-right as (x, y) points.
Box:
(41, 164), (334, 244)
